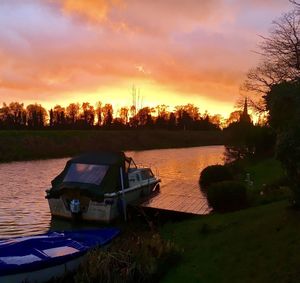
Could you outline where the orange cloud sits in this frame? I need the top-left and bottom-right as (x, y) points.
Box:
(0, 0), (293, 116)
(51, 0), (123, 22)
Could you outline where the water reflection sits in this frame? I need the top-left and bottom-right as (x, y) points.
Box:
(127, 145), (224, 197)
(0, 146), (224, 238)
(0, 158), (68, 238)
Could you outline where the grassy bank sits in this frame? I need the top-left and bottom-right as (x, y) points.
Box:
(159, 158), (293, 283)
(0, 130), (225, 162)
(232, 158), (290, 205)
(160, 200), (300, 283)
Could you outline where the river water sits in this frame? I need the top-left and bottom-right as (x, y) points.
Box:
(0, 145), (224, 238)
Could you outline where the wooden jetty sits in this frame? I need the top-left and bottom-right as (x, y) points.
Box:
(138, 192), (211, 215)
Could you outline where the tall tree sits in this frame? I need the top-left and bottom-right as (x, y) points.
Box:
(81, 102), (95, 127)
(66, 103), (80, 125)
(226, 111), (243, 127)
(0, 102), (26, 128)
(175, 104), (199, 130)
(135, 107), (154, 127)
(52, 105), (66, 127)
(26, 104), (47, 128)
(155, 104), (169, 128)
(209, 114), (224, 129)
(49, 109), (54, 127)
(95, 101), (102, 126)
(119, 107), (129, 125)
(0, 103), (11, 128)
(265, 80), (300, 205)
(243, 8), (300, 111)
(8, 102), (26, 127)
(102, 104), (113, 127)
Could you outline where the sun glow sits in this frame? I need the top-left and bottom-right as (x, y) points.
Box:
(36, 81), (235, 118)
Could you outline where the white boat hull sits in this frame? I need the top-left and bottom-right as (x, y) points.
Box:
(48, 180), (159, 222)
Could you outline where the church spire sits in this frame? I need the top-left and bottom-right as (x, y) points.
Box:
(240, 97), (251, 123)
(243, 97), (248, 116)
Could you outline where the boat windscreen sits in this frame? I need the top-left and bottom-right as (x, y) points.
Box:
(63, 163), (109, 185)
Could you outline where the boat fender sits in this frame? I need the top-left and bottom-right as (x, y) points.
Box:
(70, 199), (81, 213)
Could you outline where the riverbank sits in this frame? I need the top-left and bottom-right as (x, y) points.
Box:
(158, 157), (293, 283)
(160, 200), (300, 283)
(57, 200), (296, 283)
(0, 130), (226, 162)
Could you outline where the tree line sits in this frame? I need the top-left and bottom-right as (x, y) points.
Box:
(0, 101), (226, 130)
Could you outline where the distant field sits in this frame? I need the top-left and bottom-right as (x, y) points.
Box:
(0, 130), (226, 162)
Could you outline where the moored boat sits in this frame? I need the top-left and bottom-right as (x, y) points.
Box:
(0, 228), (120, 283)
(46, 151), (160, 222)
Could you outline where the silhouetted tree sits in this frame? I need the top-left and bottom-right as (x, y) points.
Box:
(9, 102), (26, 128)
(225, 111), (243, 127)
(168, 112), (176, 130)
(265, 80), (300, 205)
(102, 104), (113, 127)
(195, 114), (220, 131)
(134, 107), (154, 127)
(175, 104), (200, 130)
(154, 104), (169, 129)
(0, 99), (231, 132)
(52, 105), (66, 128)
(49, 109), (54, 127)
(243, 8), (300, 112)
(66, 103), (80, 126)
(95, 101), (102, 126)
(130, 105), (136, 118)
(26, 104), (47, 128)
(112, 117), (127, 129)
(0, 102), (26, 129)
(119, 107), (129, 125)
(81, 102), (95, 127)
(0, 103), (10, 128)
(210, 114), (223, 129)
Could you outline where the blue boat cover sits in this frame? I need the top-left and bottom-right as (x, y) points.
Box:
(0, 228), (120, 276)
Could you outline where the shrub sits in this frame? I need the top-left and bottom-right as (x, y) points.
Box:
(199, 165), (233, 195)
(207, 181), (247, 212)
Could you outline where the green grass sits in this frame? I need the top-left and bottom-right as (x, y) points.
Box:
(242, 158), (285, 192)
(160, 158), (293, 282)
(0, 129), (225, 162)
(160, 201), (300, 283)
(235, 158), (291, 205)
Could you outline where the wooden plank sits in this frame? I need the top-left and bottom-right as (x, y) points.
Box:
(138, 192), (210, 215)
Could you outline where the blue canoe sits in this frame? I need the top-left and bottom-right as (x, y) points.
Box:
(0, 228), (120, 283)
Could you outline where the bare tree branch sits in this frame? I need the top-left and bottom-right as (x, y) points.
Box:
(290, 0), (300, 7)
(242, 8), (300, 113)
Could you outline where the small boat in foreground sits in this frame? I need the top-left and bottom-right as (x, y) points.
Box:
(46, 151), (161, 222)
(0, 228), (119, 283)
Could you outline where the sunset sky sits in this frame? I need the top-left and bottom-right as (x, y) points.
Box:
(0, 0), (293, 117)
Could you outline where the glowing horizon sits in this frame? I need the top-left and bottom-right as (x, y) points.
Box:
(21, 84), (235, 118)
